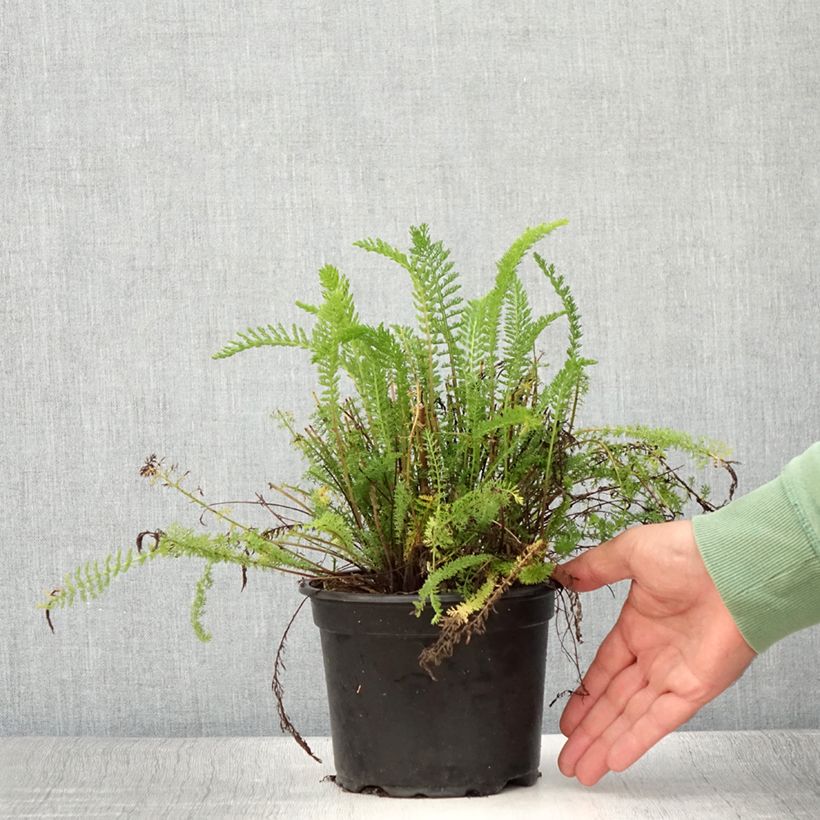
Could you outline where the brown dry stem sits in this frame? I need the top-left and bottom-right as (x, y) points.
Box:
(271, 597), (321, 763)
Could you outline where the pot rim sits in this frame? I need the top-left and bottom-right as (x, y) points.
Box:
(297, 575), (557, 604)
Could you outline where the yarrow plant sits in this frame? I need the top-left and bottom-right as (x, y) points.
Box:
(40, 219), (736, 676)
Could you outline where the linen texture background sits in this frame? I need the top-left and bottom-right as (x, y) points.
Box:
(2, 0), (818, 736)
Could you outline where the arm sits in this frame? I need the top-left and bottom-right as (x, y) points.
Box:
(692, 441), (820, 653)
(552, 442), (820, 786)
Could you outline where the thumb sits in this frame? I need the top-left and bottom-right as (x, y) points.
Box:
(552, 527), (639, 593)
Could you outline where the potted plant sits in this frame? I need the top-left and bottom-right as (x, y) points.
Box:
(39, 219), (735, 797)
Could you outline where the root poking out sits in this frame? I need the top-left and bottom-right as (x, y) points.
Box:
(271, 597), (321, 763)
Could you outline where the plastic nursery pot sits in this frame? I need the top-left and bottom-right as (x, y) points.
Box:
(299, 578), (556, 798)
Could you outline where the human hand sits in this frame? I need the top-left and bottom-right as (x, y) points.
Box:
(551, 519), (757, 786)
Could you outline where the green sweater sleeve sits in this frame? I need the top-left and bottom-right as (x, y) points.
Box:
(691, 441), (820, 654)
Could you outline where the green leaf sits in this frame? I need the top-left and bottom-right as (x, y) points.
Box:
(212, 323), (311, 359)
(190, 561), (215, 642)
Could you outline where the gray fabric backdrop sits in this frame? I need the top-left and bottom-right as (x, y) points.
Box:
(2, 1), (818, 737)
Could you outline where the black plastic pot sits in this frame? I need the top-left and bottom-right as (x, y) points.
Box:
(299, 579), (555, 797)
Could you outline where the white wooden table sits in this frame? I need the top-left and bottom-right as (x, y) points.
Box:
(1, 732), (818, 818)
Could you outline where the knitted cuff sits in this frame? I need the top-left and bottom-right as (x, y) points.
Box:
(692, 443), (820, 654)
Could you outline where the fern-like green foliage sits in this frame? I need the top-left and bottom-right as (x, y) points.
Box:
(42, 547), (158, 611)
(415, 553), (498, 624)
(213, 323), (311, 359)
(40, 221), (736, 640)
(191, 560), (215, 642)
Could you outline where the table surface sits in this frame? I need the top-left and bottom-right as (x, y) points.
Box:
(1, 731), (818, 818)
